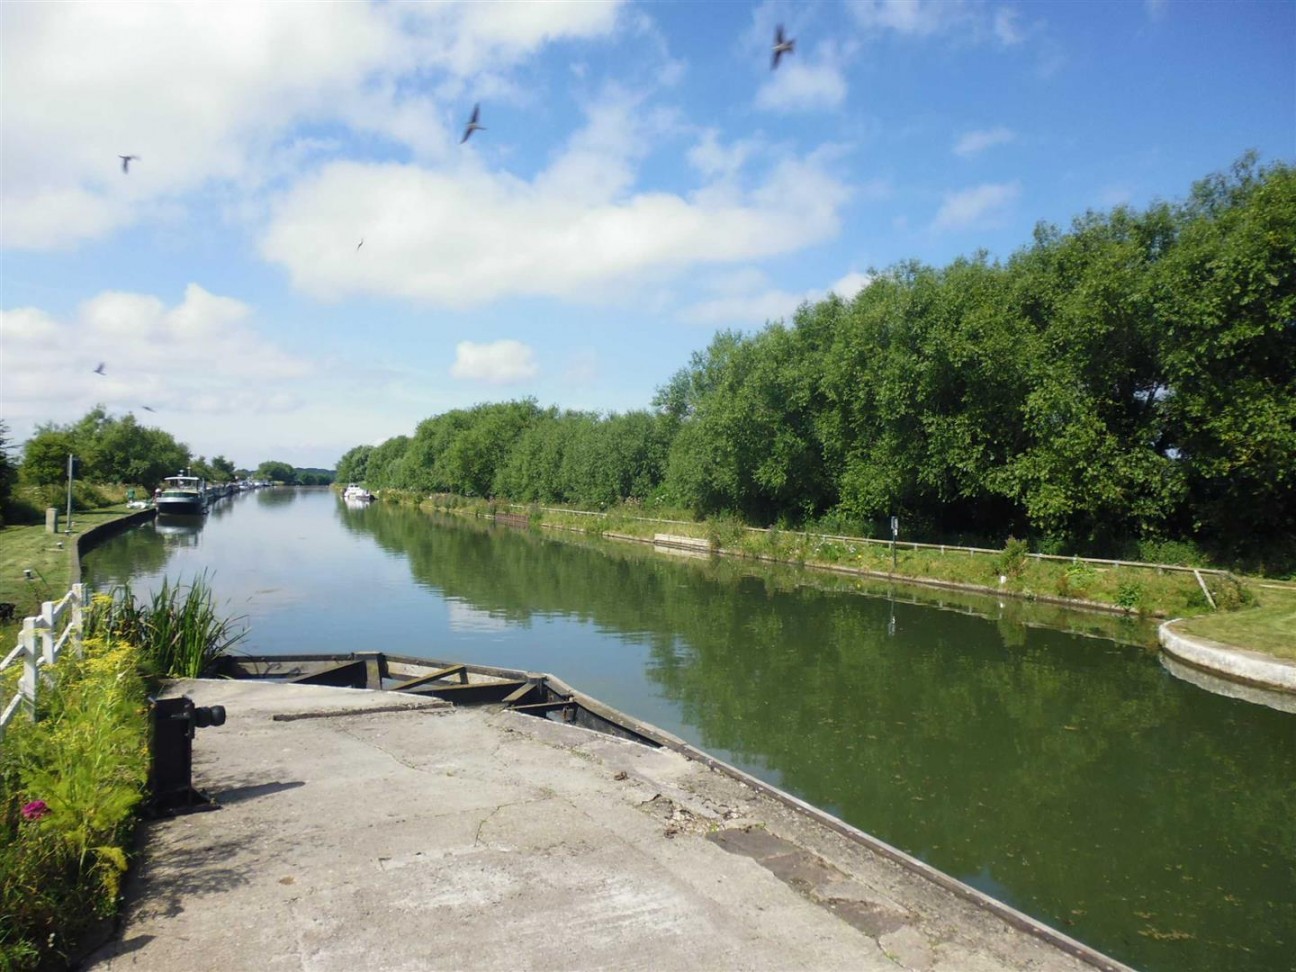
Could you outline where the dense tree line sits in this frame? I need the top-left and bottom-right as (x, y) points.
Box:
(12, 407), (330, 493)
(342, 156), (1293, 568)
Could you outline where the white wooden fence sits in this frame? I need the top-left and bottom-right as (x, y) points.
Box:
(0, 584), (87, 743)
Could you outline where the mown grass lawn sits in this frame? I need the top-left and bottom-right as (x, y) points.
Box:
(1176, 585), (1296, 661)
(0, 498), (134, 645)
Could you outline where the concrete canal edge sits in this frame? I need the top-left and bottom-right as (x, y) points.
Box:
(70, 507), (157, 585)
(1159, 619), (1296, 710)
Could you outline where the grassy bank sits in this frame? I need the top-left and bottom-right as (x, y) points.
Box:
(0, 487), (137, 646)
(1174, 586), (1296, 662)
(411, 496), (1291, 659)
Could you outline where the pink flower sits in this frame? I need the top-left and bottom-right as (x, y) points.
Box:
(21, 800), (50, 821)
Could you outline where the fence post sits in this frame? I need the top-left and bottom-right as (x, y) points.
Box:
(39, 600), (56, 665)
(70, 583), (86, 655)
(18, 617), (39, 717)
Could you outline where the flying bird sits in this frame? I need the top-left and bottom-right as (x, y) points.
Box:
(771, 25), (795, 69)
(141, 405), (156, 412)
(119, 155), (139, 173)
(94, 362), (106, 375)
(357, 238), (364, 250)
(461, 103), (484, 143)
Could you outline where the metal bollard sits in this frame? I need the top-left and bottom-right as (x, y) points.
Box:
(148, 695), (226, 816)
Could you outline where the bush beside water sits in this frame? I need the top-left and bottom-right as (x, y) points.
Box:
(1, 578), (245, 969)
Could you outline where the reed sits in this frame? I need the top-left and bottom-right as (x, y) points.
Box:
(86, 573), (247, 678)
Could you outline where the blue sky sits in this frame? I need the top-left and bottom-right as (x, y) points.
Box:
(2, 0), (1293, 471)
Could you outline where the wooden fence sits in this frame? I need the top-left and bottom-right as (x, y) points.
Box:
(0, 584), (87, 743)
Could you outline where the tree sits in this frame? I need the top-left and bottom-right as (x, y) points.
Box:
(0, 421), (16, 525)
(1152, 156), (1296, 563)
(19, 429), (78, 486)
(335, 445), (373, 485)
(210, 455), (237, 482)
(255, 460), (297, 484)
(92, 414), (189, 487)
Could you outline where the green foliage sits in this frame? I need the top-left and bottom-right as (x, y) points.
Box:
(19, 429), (78, 486)
(0, 421), (16, 526)
(254, 460), (297, 484)
(22, 407), (191, 490)
(996, 537), (1031, 579)
(1115, 579), (1146, 611)
(0, 637), (149, 969)
(1056, 562), (1098, 599)
(335, 444), (373, 485)
(705, 514), (747, 551)
(332, 156), (1294, 574)
(86, 574), (247, 678)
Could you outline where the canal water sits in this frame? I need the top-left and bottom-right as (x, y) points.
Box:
(83, 489), (1295, 972)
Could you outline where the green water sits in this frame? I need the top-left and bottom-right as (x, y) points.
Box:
(83, 491), (1296, 971)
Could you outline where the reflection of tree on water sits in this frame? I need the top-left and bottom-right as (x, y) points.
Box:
(339, 505), (1294, 972)
(255, 487), (298, 507)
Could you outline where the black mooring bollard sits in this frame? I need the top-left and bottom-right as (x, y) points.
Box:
(148, 695), (226, 816)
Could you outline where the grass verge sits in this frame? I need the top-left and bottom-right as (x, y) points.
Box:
(0, 489), (137, 646)
(1173, 586), (1296, 661)
(424, 498), (1289, 659)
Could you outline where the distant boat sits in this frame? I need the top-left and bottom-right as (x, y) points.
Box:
(155, 472), (208, 516)
(342, 483), (374, 503)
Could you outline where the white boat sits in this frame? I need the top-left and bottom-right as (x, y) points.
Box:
(155, 472), (208, 516)
(342, 483), (374, 503)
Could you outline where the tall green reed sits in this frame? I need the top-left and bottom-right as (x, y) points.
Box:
(85, 573), (247, 679)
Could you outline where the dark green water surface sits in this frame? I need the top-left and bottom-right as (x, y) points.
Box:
(83, 490), (1296, 972)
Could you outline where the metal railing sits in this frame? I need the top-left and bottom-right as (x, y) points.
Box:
(0, 584), (87, 742)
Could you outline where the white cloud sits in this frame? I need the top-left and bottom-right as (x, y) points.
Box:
(0, 285), (435, 467)
(932, 181), (1021, 231)
(0, 1), (625, 250)
(849, 0), (1024, 46)
(451, 340), (539, 384)
(259, 95), (851, 307)
(851, 0), (964, 36)
(829, 271), (875, 298)
(954, 126), (1016, 157)
(756, 58), (848, 112)
(993, 8), (1025, 45)
(679, 268), (874, 327)
(687, 130), (760, 181)
(0, 283), (312, 444)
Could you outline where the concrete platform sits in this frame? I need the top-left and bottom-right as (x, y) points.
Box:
(86, 680), (1126, 972)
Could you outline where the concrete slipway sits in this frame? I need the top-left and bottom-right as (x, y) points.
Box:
(86, 679), (1131, 972)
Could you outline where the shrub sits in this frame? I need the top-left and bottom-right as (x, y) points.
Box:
(1056, 562), (1098, 599)
(706, 514), (747, 551)
(996, 537), (1031, 579)
(0, 637), (148, 969)
(1116, 579), (1145, 611)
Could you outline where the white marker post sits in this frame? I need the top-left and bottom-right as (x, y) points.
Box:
(65, 454), (75, 534)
